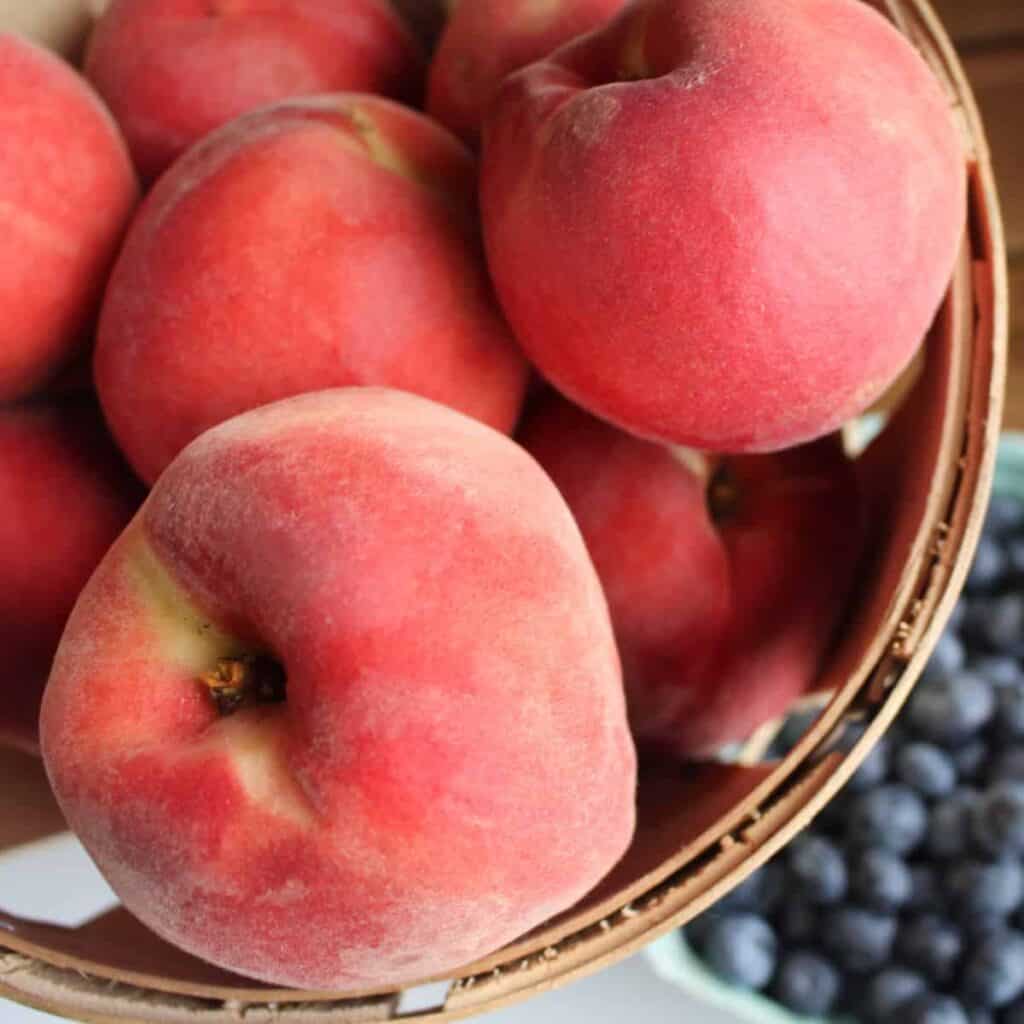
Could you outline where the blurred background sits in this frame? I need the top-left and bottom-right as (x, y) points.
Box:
(929, 0), (1023, 426)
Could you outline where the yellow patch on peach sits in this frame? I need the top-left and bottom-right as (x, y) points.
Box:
(124, 526), (241, 675)
(522, 0), (568, 27)
(345, 105), (425, 184)
(125, 530), (317, 828)
(294, 98), (466, 200)
(207, 714), (317, 829)
(667, 445), (712, 481)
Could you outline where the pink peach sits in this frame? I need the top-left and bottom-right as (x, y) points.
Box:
(0, 33), (138, 402)
(427, 0), (625, 147)
(482, 0), (966, 453)
(95, 95), (529, 484)
(41, 387), (636, 990)
(0, 397), (143, 755)
(519, 392), (863, 755)
(85, 0), (425, 182)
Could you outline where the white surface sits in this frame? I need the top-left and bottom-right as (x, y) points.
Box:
(487, 954), (741, 1023)
(0, 834), (117, 928)
(0, 834), (738, 1023)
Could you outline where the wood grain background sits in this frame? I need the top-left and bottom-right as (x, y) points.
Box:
(929, 1), (1024, 427)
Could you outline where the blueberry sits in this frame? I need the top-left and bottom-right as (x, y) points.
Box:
(1009, 538), (1024, 579)
(905, 994), (970, 1024)
(822, 906), (897, 972)
(971, 655), (1023, 688)
(991, 747), (1024, 784)
(787, 834), (848, 905)
(848, 785), (928, 855)
(960, 930), (1024, 1008)
(899, 742), (958, 797)
(908, 865), (944, 912)
(926, 632), (967, 678)
(967, 535), (1008, 594)
(951, 599), (969, 632)
(816, 787), (857, 836)
(927, 790), (978, 860)
(982, 594), (1024, 656)
(907, 673), (995, 745)
(898, 914), (963, 984)
(683, 909), (723, 951)
(832, 720), (872, 760)
(700, 913), (777, 991)
(718, 861), (784, 917)
(848, 735), (892, 794)
(777, 899), (819, 943)
(984, 494), (1024, 538)
(954, 741), (990, 784)
(861, 968), (929, 1024)
(835, 720), (869, 752)
(972, 782), (1024, 856)
(947, 858), (1024, 917)
(718, 866), (769, 913)
(964, 1008), (994, 1024)
(852, 848), (913, 910)
(755, 861), (786, 916)
(964, 599), (998, 649)
(962, 912), (1008, 941)
(771, 951), (841, 1017)
(996, 687), (1024, 741)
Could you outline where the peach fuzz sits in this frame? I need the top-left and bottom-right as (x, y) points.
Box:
(0, 397), (143, 756)
(0, 33), (137, 402)
(95, 95), (529, 485)
(85, 0), (425, 183)
(41, 388), (636, 991)
(518, 393), (863, 755)
(427, 0), (626, 147)
(482, 0), (966, 453)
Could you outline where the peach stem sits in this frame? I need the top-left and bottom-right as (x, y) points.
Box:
(200, 655), (286, 716)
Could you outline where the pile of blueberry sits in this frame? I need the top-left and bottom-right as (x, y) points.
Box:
(683, 493), (1024, 1024)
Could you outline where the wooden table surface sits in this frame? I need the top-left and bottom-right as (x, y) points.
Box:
(927, 2), (1024, 428)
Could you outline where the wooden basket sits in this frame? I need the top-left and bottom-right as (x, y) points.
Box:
(0, 0), (1008, 1020)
